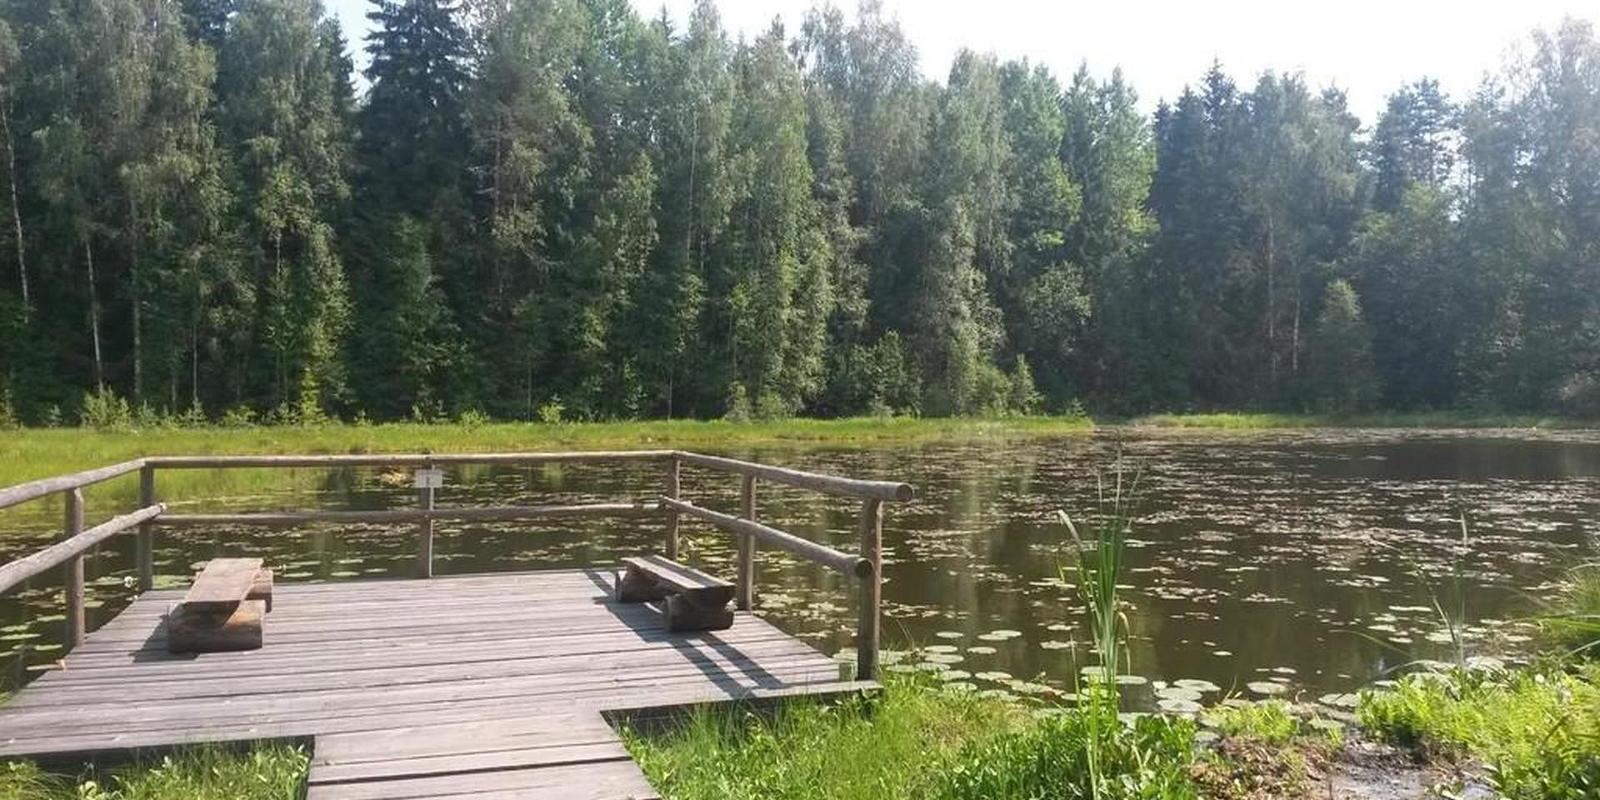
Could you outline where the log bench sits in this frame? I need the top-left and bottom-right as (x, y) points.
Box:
(167, 558), (273, 653)
(614, 555), (734, 632)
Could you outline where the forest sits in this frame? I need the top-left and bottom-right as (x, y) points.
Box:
(0, 0), (1596, 424)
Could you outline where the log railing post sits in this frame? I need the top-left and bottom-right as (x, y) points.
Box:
(736, 475), (756, 611)
(664, 456), (681, 559)
(137, 465), (155, 592)
(856, 498), (883, 681)
(416, 460), (435, 579)
(63, 488), (85, 649)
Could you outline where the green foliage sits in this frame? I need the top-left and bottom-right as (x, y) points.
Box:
(0, 389), (18, 430)
(937, 702), (1198, 800)
(1542, 561), (1600, 656)
(0, 2), (1596, 424)
(0, 743), (308, 800)
(1358, 665), (1600, 799)
(1202, 701), (1300, 746)
(626, 678), (1201, 800)
(1058, 468), (1138, 687)
(78, 387), (133, 431)
(1307, 279), (1380, 414)
(536, 399), (566, 425)
(625, 679), (1024, 800)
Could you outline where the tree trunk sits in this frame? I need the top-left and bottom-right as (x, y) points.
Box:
(129, 196), (142, 402)
(191, 318), (199, 408)
(84, 235), (104, 390)
(1, 96), (24, 312)
(1291, 289), (1302, 376)
(1264, 211), (1276, 391)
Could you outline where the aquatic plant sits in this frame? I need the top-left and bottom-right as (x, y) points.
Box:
(1415, 508), (1472, 668)
(1056, 464), (1143, 799)
(1355, 506), (1474, 673)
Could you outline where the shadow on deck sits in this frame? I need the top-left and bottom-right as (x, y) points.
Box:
(0, 569), (876, 799)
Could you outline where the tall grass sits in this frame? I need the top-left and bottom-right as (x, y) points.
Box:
(1542, 560), (1600, 657)
(623, 678), (1024, 800)
(0, 417), (1092, 518)
(0, 743), (308, 799)
(1057, 468), (1139, 688)
(1055, 466), (1144, 800)
(1133, 411), (1586, 429)
(625, 677), (1202, 800)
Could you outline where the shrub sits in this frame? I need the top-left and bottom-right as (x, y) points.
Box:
(78, 387), (133, 431)
(455, 407), (490, 430)
(723, 383), (751, 422)
(219, 404), (258, 428)
(170, 400), (208, 428)
(536, 398), (566, 425)
(0, 389), (18, 430)
(1008, 356), (1042, 416)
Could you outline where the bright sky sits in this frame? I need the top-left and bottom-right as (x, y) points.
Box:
(326, 0), (1600, 124)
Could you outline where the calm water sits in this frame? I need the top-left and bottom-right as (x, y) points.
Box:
(1, 429), (1597, 699)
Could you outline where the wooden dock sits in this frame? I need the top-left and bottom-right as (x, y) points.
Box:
(0, 568), (872, 799)
(0, 450), (913, 798)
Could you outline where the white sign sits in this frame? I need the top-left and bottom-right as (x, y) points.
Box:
(413, 468), (445, 489)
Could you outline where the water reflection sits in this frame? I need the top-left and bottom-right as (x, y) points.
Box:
(0, 429), (1595, 697)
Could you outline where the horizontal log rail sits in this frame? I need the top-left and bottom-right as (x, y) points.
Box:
(674, 451), (913, 502)
(0, 459), (147, 511)
(659, 497), (869, 578)
(145, 451), (675, 469)
(0, 503), (165, 595)
(157, 502), (660, 527)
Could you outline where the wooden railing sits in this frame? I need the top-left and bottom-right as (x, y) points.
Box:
(0, 451), (913, 680)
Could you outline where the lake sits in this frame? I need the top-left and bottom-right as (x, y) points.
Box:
(1, 428), (1596, 701)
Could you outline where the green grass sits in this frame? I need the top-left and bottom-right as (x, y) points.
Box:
(1202, 701), (1302, 746)
(623, 679), (1026, 800)
(1358, 664), (1600, 799)
(1131, 411), (1587, 429)
(623, 678), (1199, 800)
(0, 743), (308, 799)
(1542, 561), (1600, 656)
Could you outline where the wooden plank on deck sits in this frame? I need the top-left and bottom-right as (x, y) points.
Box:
(0, 568), (868, 799)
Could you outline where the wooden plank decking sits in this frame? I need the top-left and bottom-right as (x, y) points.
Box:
(0, 569), (874, 799)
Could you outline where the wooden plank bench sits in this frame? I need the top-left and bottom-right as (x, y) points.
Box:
(167, 558), (273, 653)
(614, 555), (734, 632)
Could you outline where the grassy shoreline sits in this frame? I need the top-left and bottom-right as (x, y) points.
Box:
(1127, 411), (1594, 429)
(5, 409), (1594, 486)
(0, 416), (1090, 488)
(2, 412), (1593, 519)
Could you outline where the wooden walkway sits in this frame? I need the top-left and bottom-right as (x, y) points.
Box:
(0, 569), (873, 799)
